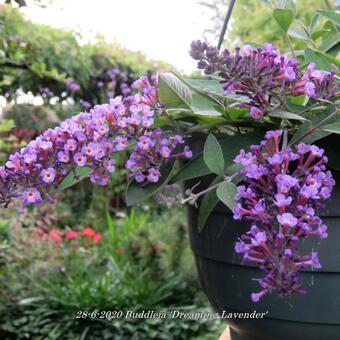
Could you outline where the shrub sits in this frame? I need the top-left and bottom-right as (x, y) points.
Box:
(0, 209), (221, 339)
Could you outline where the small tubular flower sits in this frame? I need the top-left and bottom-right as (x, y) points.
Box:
(233, 130), (335, 301)
(190, 41), (339, 120)
(0, 75), (191, 210)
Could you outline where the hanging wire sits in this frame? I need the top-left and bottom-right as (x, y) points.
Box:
(217, 0), (236, 50)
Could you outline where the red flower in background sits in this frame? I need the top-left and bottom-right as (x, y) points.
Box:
(92, 232), (102, 243)
(83, 226), (102, 243)
(66, 230), (78, 240)
(49, 228), (62, 246)
(82, 227), (96, 238)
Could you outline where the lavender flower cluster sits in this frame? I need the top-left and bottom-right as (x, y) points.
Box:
(233, 130), (335, 302)
(190, 41), (339, 120)
(106, 67), (132, 97)
(64, 79), (81, 92)
(0, 75), (191, 211)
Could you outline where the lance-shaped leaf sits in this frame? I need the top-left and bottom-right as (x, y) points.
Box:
(158, 73), (192, 110)
(289, 105), (338, 145)
(171, 132), (263, 182)
(174, 74), (223, 116)
(273, 8), (294, 32)
(191, 91), (222, 116)
(171, 154), (209, 183)
(322, 122), (340, 134)
(183, 77), (226, 98)
(304, 48), (332, 71)
(316, 10), (340, 27)
(197, 164), (242, 232)
(203, 134), (225, 176)
(216, 181), (238, 211)
(288, 27), (310, 41)
(268, 110), (308, 121)
(318, 32), (340, 53)
(57, 167), (93, 191)
(197, 176), (221, 232)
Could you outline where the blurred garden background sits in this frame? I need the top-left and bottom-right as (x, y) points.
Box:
(0, 0), (338, 339)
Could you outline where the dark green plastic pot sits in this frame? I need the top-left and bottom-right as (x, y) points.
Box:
(186, 140), (340, 340)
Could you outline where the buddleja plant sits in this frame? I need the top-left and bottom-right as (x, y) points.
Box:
(0, 4), (339, 302)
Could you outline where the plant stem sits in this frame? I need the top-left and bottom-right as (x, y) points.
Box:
(292, 107), (339, 145)
(285, 34), (296, 59)
(180, 180), (222, 205)
(181, 171), (240, 205)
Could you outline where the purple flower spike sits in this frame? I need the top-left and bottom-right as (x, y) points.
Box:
(0, 75), (191, 210)
(232, 130), (335, 301)
(190, 41), (339, 119)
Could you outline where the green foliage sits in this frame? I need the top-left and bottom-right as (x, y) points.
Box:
(158, 73), (192, 110)
(273, 8), (295, 32)
(150, 4), (339, 232)
(3, 103), (58, 137)
(322, 122), (340, 133)
(57, 167), (93, 192)
(289, 105), (338, 145)
(201, 0), (334, 51)
(203, 134), (225, 176)
(0, 4), (171, 103)
(197, 176), (221, 232)
(216, 181), (237, 211)
(0, 209), (221, 339)
(171, 132), (263, 183)
(0, 118), (23, 163)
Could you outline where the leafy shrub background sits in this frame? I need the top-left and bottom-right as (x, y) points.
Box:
(0, 209), (222, 340)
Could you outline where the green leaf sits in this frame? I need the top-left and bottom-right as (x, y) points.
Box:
(304, 48), (332, 71)
(319, 50), (340, 68)
(197, 177), (221, 232)
(289, 105), (338, 145)
(196, 164), (243, 232)
(316, 10), (340, 27)
(203, 134), (225, 176)
(321, 122), (340, 134)
(311, 29), (331, 41)
(158, 73), (192, 110)
(57, 167), (93, 191)
(175, 74), (223, 116)
(318, 32), (340, 52)
(260, 0), (273, 9)
(273, 8), (294, 32)
(216, 181), (237, 211)
(184, 77), (226, 98)
(191, 91), (222, 116)
(286, 95), (308, 107)
(288, 27), (310, 41)
(309, 13), (319, 33)
(170, 154), (208, 183)
(171, 132), (263, 182)
(125, 162), (177, 206)
(268, 110), (308, 121)
(226, 107), (249, 119)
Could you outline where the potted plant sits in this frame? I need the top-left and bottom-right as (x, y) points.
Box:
(0, 3), (339, 340)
